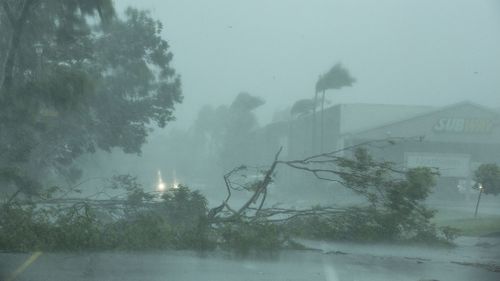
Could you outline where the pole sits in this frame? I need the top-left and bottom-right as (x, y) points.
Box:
(320, 90), (325, 152)
(474, 186), (483, 218)
(312, 91), (318, 154)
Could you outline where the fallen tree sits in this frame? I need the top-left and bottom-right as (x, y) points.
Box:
(206, 136), (455, 244)
(0, 137), (457, 252)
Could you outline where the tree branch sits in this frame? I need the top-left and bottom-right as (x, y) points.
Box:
(233, 147), (282, 217)
(248, 206), (347, 223)
(209, 136), (428, 224)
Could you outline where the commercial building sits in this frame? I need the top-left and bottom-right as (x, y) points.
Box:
(256, 101), (500, 198)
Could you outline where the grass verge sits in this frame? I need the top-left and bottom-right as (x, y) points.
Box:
(434, 215), (500, 236)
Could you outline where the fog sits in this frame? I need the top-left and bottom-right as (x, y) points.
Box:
(117, 0), (500, 127)
(1, 1), (500, 281)
(79, 0), (500, 194)
(89, 0), (500, 194)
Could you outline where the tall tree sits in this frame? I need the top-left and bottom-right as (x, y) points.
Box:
(474, 163), (500, 196)
(473, 163), (500, 217)
(191, 92), (264, 172)
(0, 4), (182, 199)
(0, 0), (114, 93)
(314, 63), (355, 152)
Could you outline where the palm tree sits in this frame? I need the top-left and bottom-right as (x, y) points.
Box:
(314, 63), (356, 152)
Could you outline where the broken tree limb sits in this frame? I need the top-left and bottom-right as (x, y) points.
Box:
(208, 147), (283, 222)
(208, 136), (431, 224)
(232, 147), (282, 218)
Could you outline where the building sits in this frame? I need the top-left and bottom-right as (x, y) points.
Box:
(256, 101), (500, 198)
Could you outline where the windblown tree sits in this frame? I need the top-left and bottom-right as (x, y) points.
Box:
(313, 63), (356, 152)
(290, 98), (317, 118)
(207, 137), (446, 243)
(0, 2), (182, 200)
(190, 92), (264, 175)
(473, 163), (500, 216)
(220, 92), (264, 168)
(0, 0), (115, 93)
(474, 163), (500, 196)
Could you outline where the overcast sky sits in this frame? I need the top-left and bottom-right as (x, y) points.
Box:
(115, 0), (500, 128)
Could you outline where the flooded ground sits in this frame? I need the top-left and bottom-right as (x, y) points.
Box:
(2, 199), (498, 281)
(1, 235), (498, 281)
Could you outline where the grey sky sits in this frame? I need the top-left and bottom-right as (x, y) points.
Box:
(115, 0), (500, 128)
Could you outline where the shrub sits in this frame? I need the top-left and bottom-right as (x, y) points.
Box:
(108, 212), (174, 250)
(0, 203), (46, 251)
(218, 220), (285, 254)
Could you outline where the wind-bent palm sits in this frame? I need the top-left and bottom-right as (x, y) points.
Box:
(314, 63), (356, 152)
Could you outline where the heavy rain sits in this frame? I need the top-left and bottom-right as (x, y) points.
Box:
(1, 1), (499, 280)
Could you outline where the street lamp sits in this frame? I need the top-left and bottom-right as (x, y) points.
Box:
(474, 183), (483, 218)
(157, 170), (166, 192)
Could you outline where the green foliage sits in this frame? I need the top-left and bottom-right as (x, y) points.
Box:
(285, 157), (450, 244)
(106, 212), (174, 250)
(190, 92), (264, 171)
(434, 216), (500, 237)
(109, 174), (156, 205)
(218, 220), (285, 254)
(160, 185), (208, 226)
(286, 209), (392, 242)
(286, 208), (453, 245)
(0, 202), (105, 251)
(0, 184), (215, 252)
(315, 63), (356, 93)
(474, 163), (500, 195)
(0, 3), (182, 197)
(0, 203), (50, 251)
(0, 182), (288, 253)
(0, 167), (41, 198)
(158, 186), (215, 250)
(230, 92), (265, 111)
(0, 144), (457, 253)
(51, 203), (102, 251)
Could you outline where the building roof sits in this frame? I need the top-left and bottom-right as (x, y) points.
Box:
(346, 101), (500, 136)
(335, 103), (435, 134)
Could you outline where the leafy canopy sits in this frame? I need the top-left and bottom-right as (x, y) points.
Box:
(474, 163), (500, 195)
(315, 62), (356, 93)
(0, 2), (182, 195)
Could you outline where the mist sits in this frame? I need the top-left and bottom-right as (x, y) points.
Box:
(116, 0), (500, 128)
(1, 1), (499, 281)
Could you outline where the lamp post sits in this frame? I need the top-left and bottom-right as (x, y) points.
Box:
(474, 183), (483, 218)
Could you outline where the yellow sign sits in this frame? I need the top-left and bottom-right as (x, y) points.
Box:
(433, 118), (494, 133)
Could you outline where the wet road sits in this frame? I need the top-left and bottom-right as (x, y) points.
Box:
(1, 237), (499, 281)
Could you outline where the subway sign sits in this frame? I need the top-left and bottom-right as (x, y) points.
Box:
(433, 118), (494, 133)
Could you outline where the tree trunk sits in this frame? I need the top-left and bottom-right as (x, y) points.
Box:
(1, 0), (35, 95)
